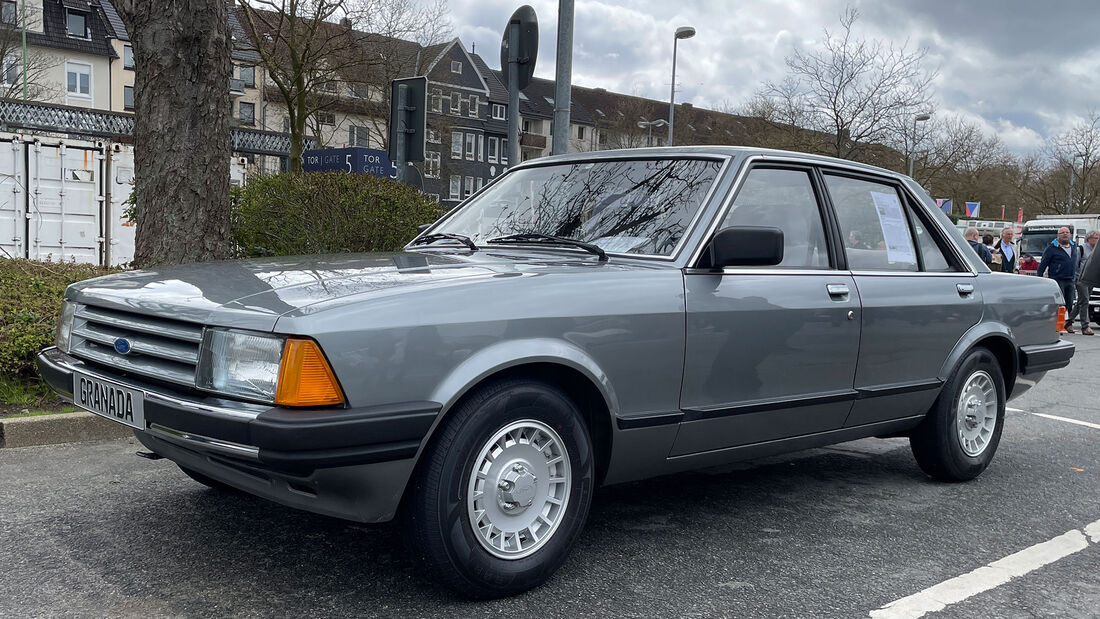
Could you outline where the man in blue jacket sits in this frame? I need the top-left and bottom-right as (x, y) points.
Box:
(1038, 226), (1081, 333)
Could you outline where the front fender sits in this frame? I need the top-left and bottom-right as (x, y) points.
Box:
(428, 337), (621, 418)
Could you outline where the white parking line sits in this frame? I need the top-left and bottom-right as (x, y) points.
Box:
(1007, 406), (1100, 430)
(870, 518), (1100, 619)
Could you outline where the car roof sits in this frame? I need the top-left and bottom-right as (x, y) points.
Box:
(521, 146), (904, 179)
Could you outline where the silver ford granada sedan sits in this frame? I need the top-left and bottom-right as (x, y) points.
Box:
(39, 147), (1074, 597)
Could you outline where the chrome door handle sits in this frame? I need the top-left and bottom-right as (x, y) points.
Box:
(827, 283), (850, 297)
(957, 283), (975, 296)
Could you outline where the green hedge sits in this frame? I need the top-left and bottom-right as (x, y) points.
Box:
(0, 260), (115, 380)
(232, 172), (444, 257)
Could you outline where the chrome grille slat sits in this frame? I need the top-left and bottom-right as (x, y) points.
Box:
(72, 323), (200, 365)
(69, 303), (203, 388)
(75, 306), (204, 343)
(72, 340), (197, 387)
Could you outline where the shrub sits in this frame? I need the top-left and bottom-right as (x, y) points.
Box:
(0, 259), (115, 381)
(232, 172), (444, 257)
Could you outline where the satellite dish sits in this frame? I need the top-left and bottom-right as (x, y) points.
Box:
(500, 5), (538, 90)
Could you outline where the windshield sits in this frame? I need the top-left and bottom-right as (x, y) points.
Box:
(429, 158), (723, 257)
(1020, 232), (1055, 257)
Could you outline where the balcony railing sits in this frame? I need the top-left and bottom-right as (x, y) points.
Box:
(520, 132), (546, 149)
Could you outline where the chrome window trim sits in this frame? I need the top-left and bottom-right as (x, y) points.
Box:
(407, 154), (734, 263)
(848, 270), (977, 278)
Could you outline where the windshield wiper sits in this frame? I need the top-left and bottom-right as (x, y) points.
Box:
(486, 233), (608, 261)
(409, 233), (478, 251)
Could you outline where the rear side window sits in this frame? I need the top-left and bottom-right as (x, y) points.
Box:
(910, 210), (954, 271)
(824, 174), (918, 272)
(720, 168), (830, 269)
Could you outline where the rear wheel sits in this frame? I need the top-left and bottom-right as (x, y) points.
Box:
(405, 378), (595, 598)
(910, 348), (1006, 481)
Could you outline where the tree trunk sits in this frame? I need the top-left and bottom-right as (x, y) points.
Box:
(116, 0), (233, 266)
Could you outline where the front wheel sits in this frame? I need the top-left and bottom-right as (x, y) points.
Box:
(910, 348), (1006, 481)
(405, 378), (595, 598)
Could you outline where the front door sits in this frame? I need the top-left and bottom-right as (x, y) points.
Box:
(673, 166), (861, 456)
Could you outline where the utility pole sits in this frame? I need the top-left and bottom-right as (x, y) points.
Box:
(21, 0), (27, 100)
(551, 0), (573, 155)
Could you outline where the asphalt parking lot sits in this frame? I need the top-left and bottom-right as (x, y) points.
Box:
(3, 336), (1099, 618)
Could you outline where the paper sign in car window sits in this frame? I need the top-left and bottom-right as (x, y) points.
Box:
(870, 191), (916, 265)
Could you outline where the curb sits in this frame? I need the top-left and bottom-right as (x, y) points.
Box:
(0, 411), (133, 448)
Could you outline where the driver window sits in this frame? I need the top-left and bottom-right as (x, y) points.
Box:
(720, 168), (830, 269)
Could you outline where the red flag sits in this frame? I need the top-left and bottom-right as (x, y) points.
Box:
(1017, 207), (1024, 222)
(1000, 205), (1005, 219)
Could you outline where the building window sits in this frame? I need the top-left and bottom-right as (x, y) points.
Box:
(449, 175), (460, 199)
(65, 10), (88, 38)
(477, 135), (484, 162)
(321, 80), (338, 93)
(123, 85), (134, 110)
(349, 125), (370, 147)
(450, 92), (460, 115)
(317, 111), (335, 126)
(427, 129), (440, 144)
(465, 133), (475, 160)
(451, 132), (462, 159)
(1, 55), (18, 85)
(450, 60), (462, 74)
(487, 137), (498, 163)
(522, 119), (532, 133)
(427, 193), (440, 203)
(491, 103), (506, 120)
(469, 95), (479, 118)
(65, 62), (91, 100)
(464, 176), (474, 198)
(239, 65), (255, 88)
(476, 177), (484, 191)
(429, 89), (442, 113)
(349, 82), (368, 99)
(460, 96), (468, 117)
(577, 126), (585, 140)
(123, 45), (134, 70)
(0, 2), (15, 25)
(501, 140), (508, 165)
(239, 101), (255, 125)
(425, 151), (440, 178)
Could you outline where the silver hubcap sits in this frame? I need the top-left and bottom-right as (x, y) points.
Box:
(466, 420), (571, 559)
(956, 370), (998, 457)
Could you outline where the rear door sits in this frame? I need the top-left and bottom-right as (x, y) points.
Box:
(674, 164), (860, 456)
(820, 171), (982, 426)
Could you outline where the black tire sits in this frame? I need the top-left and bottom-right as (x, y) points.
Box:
(910, 348), (1006, 481)
(404, 378), (595, 599)
(177, 465), (239, 493)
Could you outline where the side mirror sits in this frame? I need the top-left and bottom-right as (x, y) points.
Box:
(709, 226), (784, 268)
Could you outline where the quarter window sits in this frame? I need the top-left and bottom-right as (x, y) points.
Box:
(720, 167), (830, 269)
(825, 174), (918, 272)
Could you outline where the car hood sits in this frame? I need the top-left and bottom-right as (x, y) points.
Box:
(68, 251), (647, 331)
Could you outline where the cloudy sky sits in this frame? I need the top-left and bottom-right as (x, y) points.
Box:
(446, 0), (1099, 155)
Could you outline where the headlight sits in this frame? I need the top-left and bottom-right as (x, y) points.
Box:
(197, 329), (285, 403)
(55, 300), (78, 353)
(196, 329), (345, 407)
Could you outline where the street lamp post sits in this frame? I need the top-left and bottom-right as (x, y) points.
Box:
(1069, 153), (1086, 213)
(637, 119), (667, 147)
(667, 26), (695, 147)
(908, 112), (931, 178)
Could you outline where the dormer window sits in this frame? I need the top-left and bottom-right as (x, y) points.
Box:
(65, 9), (88, 39)
(450, 60), (462, 74)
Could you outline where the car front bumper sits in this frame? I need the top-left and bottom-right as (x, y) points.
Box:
(36, 347), (441, 523)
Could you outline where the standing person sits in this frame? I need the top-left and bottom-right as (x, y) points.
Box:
(1037, 226), (1080, 333)
(1068, 230), (1099, 334)
(964, 227), (992, 265)
(993, 228), (1017, 273)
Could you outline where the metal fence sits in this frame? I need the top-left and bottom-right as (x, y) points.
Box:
(0, 98), (313, 156)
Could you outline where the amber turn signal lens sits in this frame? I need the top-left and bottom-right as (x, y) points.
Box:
(1057, 306), (1067, 333)
(275, 338), (345, 407)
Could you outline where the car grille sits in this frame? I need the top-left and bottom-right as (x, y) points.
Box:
(69, 303), (204, 388)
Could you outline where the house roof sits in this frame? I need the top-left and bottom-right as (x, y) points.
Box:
(27, 0), (115, 57)
(99, 0), (128, 41)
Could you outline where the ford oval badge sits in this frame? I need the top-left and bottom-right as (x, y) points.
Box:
(113, 338), (132, 355)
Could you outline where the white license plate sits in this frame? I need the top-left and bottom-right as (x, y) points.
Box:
(72, 372), (146, 430)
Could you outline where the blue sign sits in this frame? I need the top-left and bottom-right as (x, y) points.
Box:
(302, 147), (398, 179)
